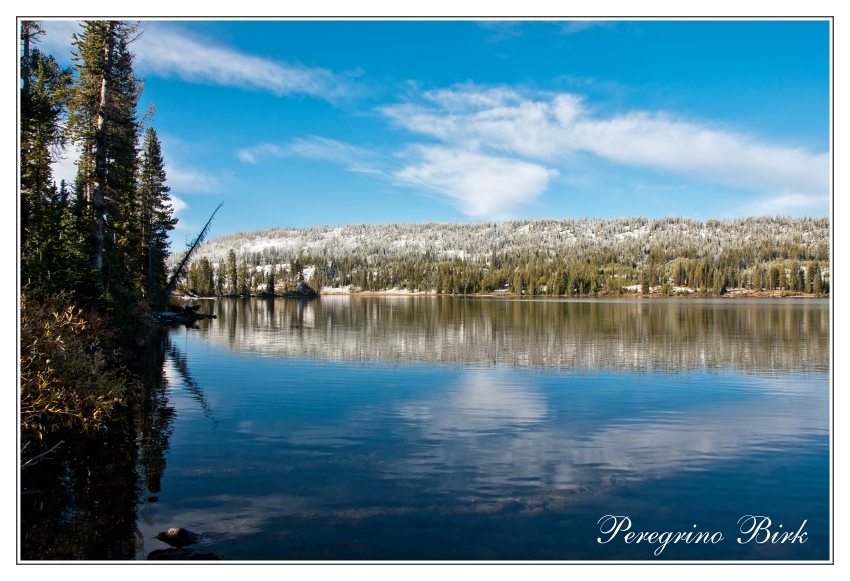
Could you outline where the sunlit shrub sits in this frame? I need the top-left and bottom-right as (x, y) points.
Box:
(20, 296), (133, 441)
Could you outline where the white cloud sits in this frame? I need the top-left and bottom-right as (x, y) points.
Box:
(50, 146), (80, 187)
(237, 143), (286, 164)
(166, 194), (188, 215)
(743, 192), (829, 217)
(165, 164), (220, 194)
(134, 24), (347, 99)
(383, 85), (829, 202)
(238, 137), (384, 176)
(289, 137), (366, 164)
(394, 146), (557, 219)
(569, 113), (829, 196)
(238, 137), (553, 217)
(154, 132), (224, 194)
(556, 21), (615, 35)
(33, 20), (79, 58)
(46, 129), (216, 198)
(36, 20), (349, 100)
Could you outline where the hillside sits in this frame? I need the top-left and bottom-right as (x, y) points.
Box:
(169, 216), (830, 297)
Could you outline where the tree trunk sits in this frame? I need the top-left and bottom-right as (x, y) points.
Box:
(92, 21), (115, 273)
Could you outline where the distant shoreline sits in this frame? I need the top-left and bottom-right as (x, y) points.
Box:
(174, 290), (828, 300)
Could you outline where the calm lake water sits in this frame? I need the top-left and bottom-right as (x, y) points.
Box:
(23, 297), (830, 561)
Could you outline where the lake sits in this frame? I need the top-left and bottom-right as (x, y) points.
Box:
(22, 297), (830, 561)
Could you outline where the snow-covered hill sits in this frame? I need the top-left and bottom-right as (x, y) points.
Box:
(169, 216), (829, 270)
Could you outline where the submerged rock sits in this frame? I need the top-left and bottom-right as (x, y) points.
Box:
(154, 527), (201, 548)
(147, 547), (224, 560)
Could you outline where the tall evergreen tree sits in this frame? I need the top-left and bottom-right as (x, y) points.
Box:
(20, 22), (74, 287)
(640, 268), (651, 295)
(68, 20), (142, 288)
(21, 25), (67, 233)
(267, 260), (276, 296)
(137, 126), (176, 305)
(217, 259), (226, 295)
(237, 260), (248, 295)
(227, 249), (237, 294)
(813, 263), (822, 295)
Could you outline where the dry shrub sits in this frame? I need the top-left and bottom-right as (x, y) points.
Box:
(20, 297), (132, 441)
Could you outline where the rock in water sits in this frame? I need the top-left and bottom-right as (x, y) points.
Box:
(147, 548), (224, 560)
(154, 527), (201, 548)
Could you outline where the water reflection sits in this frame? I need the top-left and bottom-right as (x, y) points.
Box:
(193, 297), (829, 374)
(387, 369), (827, 497)
(167, 343), (219, 429)
(398, 372), (549, 434)
(138, 347), (828, 559)
(22, 331), (176, 560)
(22, 298), (830, 560)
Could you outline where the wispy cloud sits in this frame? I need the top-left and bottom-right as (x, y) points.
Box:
(238, 137), (384, 176)
(289, 137), (370, 167)
(46, 120), (219, 199)
(134, 24), (348, 99)
(383, 84), (829, 206)
(37, 21), (350, 100)
(156, 133), (225, 194)
(165, 164), (221, 194)
(237, 143), (286, 164)
(238, 136), (557, 217)
(742, 192), (829, 217)
(476, 21), (524, 42)
(555, 21), (615, 35)
(33, 20), (79, 58)
(394, 146), (557, 219)
(166, 194), (188, 215)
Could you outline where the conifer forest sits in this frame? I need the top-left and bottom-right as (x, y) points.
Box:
(175, 216), (829, 298)
(20, 21), (175, 451)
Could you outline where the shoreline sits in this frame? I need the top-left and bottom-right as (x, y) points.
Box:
(173, 290), (829, 300)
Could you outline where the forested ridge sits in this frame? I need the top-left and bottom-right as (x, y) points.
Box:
(20, 21), (176, 446)
(174, 216), (830, 297)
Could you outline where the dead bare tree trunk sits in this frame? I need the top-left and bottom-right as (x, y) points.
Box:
(164, 202), (223, 296)
(92, 21), (115, 273)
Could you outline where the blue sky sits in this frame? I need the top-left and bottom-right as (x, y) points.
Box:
(39, 19), (830, 239)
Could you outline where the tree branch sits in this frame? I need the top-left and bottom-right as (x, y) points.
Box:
(21, 440), (64, 470)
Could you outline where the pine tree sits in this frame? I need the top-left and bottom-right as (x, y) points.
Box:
(806, 263), (815, 294)
(227, 249), (237, 294)
(768, 266), (779, 291)
(198, 258), (212, 296)
(217, 259), (226, 295)
(138, 126), (176, 305)
(640, 268), (650, 295)
(68, 20), (142, 286)
(186, 261), (197, 294)
(237, 261), (248, 295)
(267, 260), (276, 296)
(20, 22), (76, 295)
(813, 263), (822, 295)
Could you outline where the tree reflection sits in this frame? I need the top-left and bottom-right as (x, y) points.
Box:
(21, 330), (176, 560)
(197, 297), (829, 374)
(168, 342), (219, 429)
